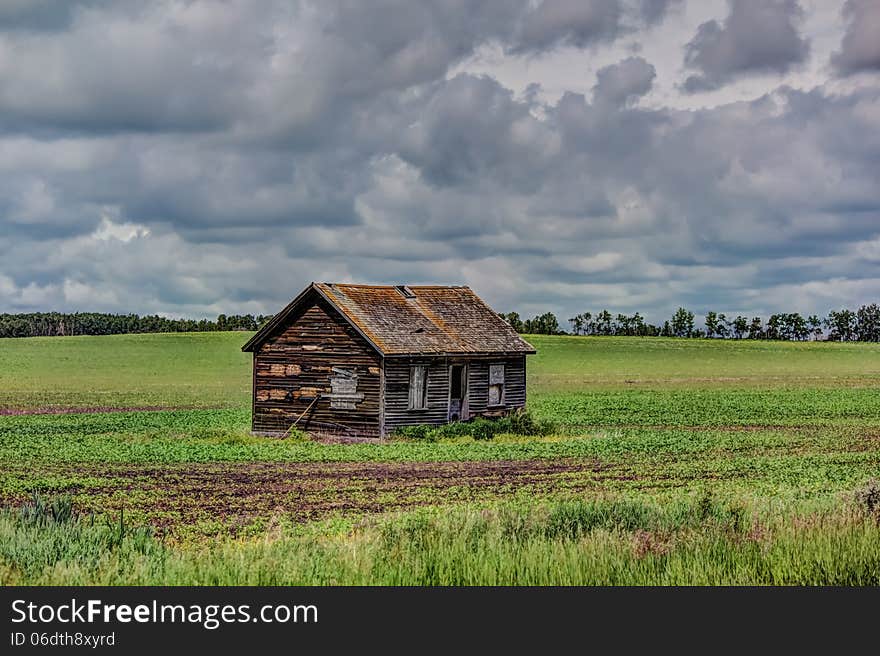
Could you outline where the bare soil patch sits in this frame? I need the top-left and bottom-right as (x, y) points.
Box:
(3, 459), (607, 535)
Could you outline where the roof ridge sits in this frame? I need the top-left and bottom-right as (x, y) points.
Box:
(319, 282), (469, 289)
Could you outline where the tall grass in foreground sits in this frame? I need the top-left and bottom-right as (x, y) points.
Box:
(2, 492), (879, 585)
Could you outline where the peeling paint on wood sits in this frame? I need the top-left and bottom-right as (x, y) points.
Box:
(251, 297), (381, 436)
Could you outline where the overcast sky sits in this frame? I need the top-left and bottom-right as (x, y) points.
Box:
(1, 0), (878, 323)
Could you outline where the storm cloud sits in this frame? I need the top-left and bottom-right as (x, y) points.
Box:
(0, 0), (878, 324)
(831, 0), (880, 75)
(682, 0), (809, 92)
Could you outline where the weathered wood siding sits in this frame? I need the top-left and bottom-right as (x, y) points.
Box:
(384, 355), (527, 433)
(467, 356), (526, 416)
(468, 361), (489, 415)
(506, 355), (527, 407)
(252, 296), (381, 436)
(383, 358), (450, 432)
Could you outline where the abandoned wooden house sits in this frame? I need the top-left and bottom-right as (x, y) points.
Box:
(241, 282), (536, 437)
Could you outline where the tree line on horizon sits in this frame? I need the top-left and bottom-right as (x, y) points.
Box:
(499, 304), (880, 342)
(1, 304), (879, 342)
(0, 312), (271, 338)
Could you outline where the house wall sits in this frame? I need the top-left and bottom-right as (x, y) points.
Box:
(252, 295), (381, 436)
(383, 357), (450, 432)
(467, 355), (526, 416)
(383, 354), (527, 434)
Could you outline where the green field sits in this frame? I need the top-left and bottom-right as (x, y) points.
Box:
(2, 333), (879, 584)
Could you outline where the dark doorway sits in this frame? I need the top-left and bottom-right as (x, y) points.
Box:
(448, 364), (468, 421)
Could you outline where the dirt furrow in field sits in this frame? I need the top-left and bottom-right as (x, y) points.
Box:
(2, 458), (616, 535)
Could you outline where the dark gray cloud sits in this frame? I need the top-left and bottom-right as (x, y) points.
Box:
(508, 0), (623, 54)
(396, 74), (557, 189)
(832, 0), (880, 75)
(0, 0), (113, 32)
(506, 0), (683, 54)
(0, 2), (266, 134)
(636, 0), (683, 26)
(0, 0), (878, 323)
(592, 56), (656, 106)
(682, 0), (810, 92)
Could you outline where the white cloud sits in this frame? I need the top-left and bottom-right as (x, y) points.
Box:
(92, 213), (150, 242)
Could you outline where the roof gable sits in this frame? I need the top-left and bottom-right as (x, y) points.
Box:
(242, 282), (535, 356)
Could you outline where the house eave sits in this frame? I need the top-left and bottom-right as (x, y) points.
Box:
(383, 350), (535, 358)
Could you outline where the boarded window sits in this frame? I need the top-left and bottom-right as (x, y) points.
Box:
(488, 364), (505, 406)
(329, 367), (363, 409)
(408, 365), (428, 410)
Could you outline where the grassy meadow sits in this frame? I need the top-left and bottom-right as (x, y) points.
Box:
(1, 332), (879, 584)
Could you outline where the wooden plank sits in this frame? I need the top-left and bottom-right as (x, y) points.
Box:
(379, 357), (386, 436)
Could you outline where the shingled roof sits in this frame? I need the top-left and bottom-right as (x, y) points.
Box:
(242, 282), (535, 356)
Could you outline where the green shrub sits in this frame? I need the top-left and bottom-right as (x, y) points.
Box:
(393, 411), (555, 441)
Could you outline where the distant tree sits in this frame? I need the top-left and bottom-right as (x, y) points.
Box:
(748, 317), (764, 340)
(568, 312), (593, 335)
(732, 316), (748, 339)
(856, 304), (880, 342)
(704, 311), (719, 338)
(500, 312), (524, 333)
(661, 320), (672, 337)
(594, 310), (614, 336)
(540, 312), (560, 335)
(580, 312), (593, 335)
(825, 309), (857, 341)
(523, 312), (560, 335)
(807, 315), (823, 341)
(629, 313), (648, 336)
(788, 313), (809, 341)
(671, 308), (695, 338)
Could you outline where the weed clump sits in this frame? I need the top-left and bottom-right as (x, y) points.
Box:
(18, 494), (75, 526)
(393, 411), (555, 441)
(855, 479), (880, 522)
(0, 495), (159, 584)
